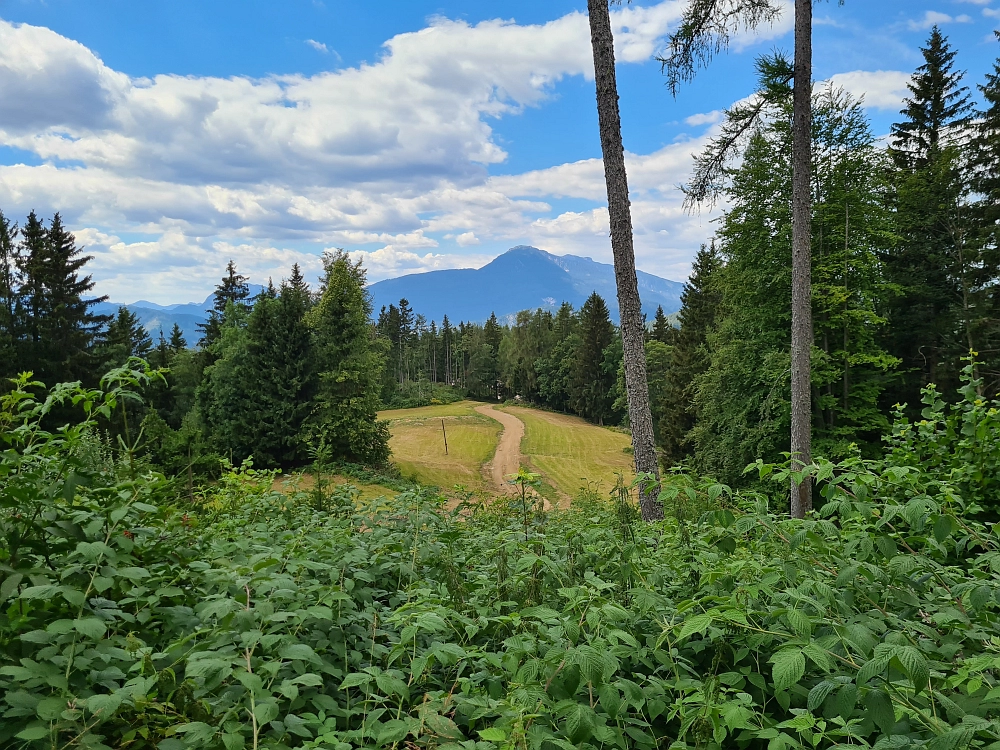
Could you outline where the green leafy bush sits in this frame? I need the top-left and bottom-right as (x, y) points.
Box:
(5, 367), (1000, 749)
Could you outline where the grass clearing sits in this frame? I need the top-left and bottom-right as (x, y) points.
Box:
(272, 473), (397, 502)
(501, 406), (634, 500)
(378, 400), (480, 421)
(380, 400), (500, 489)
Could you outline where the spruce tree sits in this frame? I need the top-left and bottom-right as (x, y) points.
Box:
(19, 213), (109, 384)
(198, 260), (251, 349)
(537, 302), (578, 412)
(236, 279), (316, 467)
(483, 312), (503, 399)
(571, 292), (615, 424)
(102, 307), (153, 367)
(971, 35), (1000, 393)
(694, 89), (896, 485)
(309, 250), (390, 464)
(0, 211), (19, 376)
(651, 305), (674, 344)
(441, 315), (454, 386)
(884, 26), (975, 406)
(169, 323), (187, 352)
(659, 243), (722, 466)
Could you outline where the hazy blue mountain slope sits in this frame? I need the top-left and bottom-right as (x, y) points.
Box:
(94, 285), (264, 342)
(96, 248), (684, 338)
(370, 246), (684, 323)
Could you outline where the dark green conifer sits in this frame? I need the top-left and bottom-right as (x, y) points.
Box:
(571, 292), (615, 424)
(169, 323), (187, 352)
(19, 213), (108, 383)
(102, 307), (153, 367)
(659, 243), (722, 465)
(0, 211), (19, 376)
(309, 251), (390, 464)
(884, 26), (976, 404)
(651, 305), (674, 344)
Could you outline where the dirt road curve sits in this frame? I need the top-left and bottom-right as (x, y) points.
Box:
(475, 404), (525, 493)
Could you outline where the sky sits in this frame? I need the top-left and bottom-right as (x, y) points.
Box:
(0, 0), (996, 304)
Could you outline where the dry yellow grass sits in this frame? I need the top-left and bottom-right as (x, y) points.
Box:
(378, 401), (479, 421)
(380, 401), (500, 489)
(272, 473), (396, 502)
(500, 406), (634, 500)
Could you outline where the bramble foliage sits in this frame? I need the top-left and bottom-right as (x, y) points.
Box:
(6, 366), (1000, 749)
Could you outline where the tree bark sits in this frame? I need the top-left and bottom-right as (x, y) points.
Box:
(587, 0), (663, 522)
(790, 0), (813, 518)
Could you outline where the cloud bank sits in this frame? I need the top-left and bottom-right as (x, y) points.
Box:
(0, 2), (899, 304)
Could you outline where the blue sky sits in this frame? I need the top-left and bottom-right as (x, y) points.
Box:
(0, 0), (996, 303)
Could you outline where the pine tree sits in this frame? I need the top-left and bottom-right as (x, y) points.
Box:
(233, 282), (316, 467)
(971, 35), (1000, 393)
(659, 243), (722, 466)
(884, 27), (975, 406)
(102, 307), (153, 367)
(571, 293), (615, 424)
(169, 323), (187, 352)
(198, 260), (251, 349)
(0, 211), (19, 376)
(484, 312), (502, 399)
(651, 305), (674, 344)
(537, 302), (578, 412)
(309, 250), (390, 464)
(18, 213), (109, 384)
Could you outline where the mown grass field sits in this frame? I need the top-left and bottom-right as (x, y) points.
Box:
(501, 405), (634, 500)
(379, 400), (500, 489)
(272, 473), (397, 502)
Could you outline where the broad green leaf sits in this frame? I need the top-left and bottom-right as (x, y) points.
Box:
(87, 692), (123, 717)
(478, 728), (507, 742)
(857, 655), (890, 685)
(280, 643), (322, 664)
(74, 617), (107, 640)
(678, 613), (713, 640)
(864, 689), (895, 733)
(785, 609), (811, 637)
(16, 726), (50, 741)
(896, 646), (930, 692)
(0, 573), (23, 601)
(807, 680), (836, 711)
(771, 649), (806, 692)
(340, 673), (372, 689)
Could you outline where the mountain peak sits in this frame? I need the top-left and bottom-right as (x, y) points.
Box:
(369, 246), (683, 324)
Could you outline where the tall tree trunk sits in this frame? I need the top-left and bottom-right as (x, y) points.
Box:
(587, 0), (663, 522)
(790, 0), (813, 518)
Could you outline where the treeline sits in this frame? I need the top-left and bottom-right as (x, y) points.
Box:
(0, 219), (392, 473)
(381, 28), (1000, 487)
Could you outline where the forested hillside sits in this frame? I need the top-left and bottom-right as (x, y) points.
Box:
(0, 28), (997, 490)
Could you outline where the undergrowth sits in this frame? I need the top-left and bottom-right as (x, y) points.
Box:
(4, 362), (1000, 749)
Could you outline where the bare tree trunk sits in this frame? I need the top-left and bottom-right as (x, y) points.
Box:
(587, 0), (663, 522)
(790, 0), (813, 518)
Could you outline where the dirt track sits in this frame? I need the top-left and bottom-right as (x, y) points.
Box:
(475, 404), (525, 493)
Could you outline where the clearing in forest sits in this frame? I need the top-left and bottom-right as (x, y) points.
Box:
(378, 400), (501, 489)
(379, 400), (634, 504)
(500, 406), (634, 503)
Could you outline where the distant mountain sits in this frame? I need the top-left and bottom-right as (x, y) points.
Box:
(369, 246), (685, 323)
(97, 247), (685, 341)
(94, 284), (264, 343)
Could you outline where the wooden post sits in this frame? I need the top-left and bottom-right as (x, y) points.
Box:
(441, 419), (449, 455)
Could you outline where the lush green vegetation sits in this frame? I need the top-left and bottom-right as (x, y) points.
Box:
(7, 356), (1000, 749)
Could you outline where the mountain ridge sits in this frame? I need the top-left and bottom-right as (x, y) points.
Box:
(97, 247), (685, 339)
(368, 246), (684, 324)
